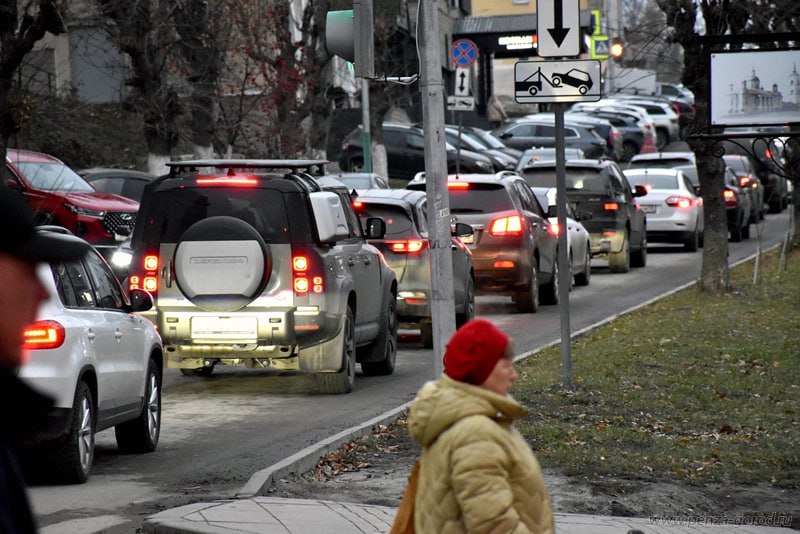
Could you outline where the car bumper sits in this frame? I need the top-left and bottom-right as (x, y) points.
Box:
(588, 229), (626, 256)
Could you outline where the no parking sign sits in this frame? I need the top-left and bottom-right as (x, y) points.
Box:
(450, 39), (478, 67)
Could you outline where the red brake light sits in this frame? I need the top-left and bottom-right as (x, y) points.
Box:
(24, 320), (65, 350)
(665, 196), (693, 209)
(723, 188), (737, 206)
(447, 181), (470, 190)
(130, 252), (159, 294)
(490, 215), (523, 236)
(548, 222), (560, 236)
(387, 240), (426, 253)
(352, 200), (364, 209)
(144, 255), (158, 270)
(604, 202), (619, 211)
(291, 248), (324, 295)
(739, 176), (752, 187)
(196, 176), (258, 186)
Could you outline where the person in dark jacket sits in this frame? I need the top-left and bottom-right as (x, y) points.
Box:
(0, 190), (89, 533)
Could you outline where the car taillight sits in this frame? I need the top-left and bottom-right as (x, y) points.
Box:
(724, 188), (738, 206)
(490, 215), (523, 236)
(130, 252), (159, 294)
(665, 196), (693, 209)
(604, 202), (619, 211)
(291, 247), (324, 295)
(23, 320), (65, 350)
(196, 176), (258, 186)
(739, 175), (753, 188)
(386, 240), (426, 253)
(548, 221), (560, 236)
(447, 181), (470, 190)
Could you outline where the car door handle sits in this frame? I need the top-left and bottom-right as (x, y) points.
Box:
(87, 330), (96, 341)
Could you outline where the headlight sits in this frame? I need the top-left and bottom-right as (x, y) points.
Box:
(65, 203), (106, 218)
(110, 249), (133, 269)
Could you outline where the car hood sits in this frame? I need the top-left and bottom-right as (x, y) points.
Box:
(63, 191), (139, 211)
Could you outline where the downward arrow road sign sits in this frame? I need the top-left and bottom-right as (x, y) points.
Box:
(537, 0), (579, 57)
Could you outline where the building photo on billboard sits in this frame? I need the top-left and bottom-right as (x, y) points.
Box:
(710, 48), (800, 128)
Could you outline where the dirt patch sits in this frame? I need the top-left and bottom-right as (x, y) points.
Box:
(268, 415), (799, 529)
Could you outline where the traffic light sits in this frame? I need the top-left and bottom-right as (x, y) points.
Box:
(325, 0), (374, 78)
(610, 38), (624, 60)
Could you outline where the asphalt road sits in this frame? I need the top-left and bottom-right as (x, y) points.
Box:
(29, 209), (793, 534)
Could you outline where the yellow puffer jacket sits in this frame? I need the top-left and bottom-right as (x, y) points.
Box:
(408, 375), (554, 534)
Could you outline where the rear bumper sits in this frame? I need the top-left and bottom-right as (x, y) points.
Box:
(588, 229), (625, 256)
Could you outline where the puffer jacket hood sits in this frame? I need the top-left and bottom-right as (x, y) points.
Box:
(409, 375), (528, 448)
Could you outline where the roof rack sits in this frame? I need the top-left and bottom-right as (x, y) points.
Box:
(166, 159), (328, 177)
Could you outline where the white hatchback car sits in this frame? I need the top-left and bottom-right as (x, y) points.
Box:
(19, 230), (162, 483)
(623, 168), (704, 252)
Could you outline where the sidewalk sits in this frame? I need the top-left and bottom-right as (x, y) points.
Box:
(142, 497), (795, 534)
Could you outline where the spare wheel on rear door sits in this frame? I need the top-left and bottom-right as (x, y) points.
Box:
(174, 216), (270, 312)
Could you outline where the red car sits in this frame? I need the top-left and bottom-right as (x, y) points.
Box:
(5, 149), (139, 256)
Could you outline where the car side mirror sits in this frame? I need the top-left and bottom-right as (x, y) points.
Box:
(450, 222), (473, 237)
(633, 184), (648, 197)
(6, 178), (21, 191)
(694, 185), (702, 196)
(364, 217), (386, 239)
(128, 288), (153, 313)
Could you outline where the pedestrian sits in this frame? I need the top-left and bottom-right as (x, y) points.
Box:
(407, 318), (555, 533)
(487, 94), (509, 129)
(0, 189), (89, 533)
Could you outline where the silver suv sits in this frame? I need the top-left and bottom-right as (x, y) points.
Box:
(128, 160), (398, 394)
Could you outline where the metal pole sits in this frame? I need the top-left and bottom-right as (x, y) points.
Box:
(360, 78), (372, 172)
(554, 104), (572, 389)
(419, 0), (456, 378)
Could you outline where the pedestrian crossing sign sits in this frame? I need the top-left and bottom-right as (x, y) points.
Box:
(592, 36), (610, 59)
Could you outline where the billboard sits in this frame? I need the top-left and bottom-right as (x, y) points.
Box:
(710, 48), (800, 127)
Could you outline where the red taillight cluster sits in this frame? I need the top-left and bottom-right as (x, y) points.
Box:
(665, 196), (693, 209)
(23, 320), (66, 350)
(548, 221), (560, 237)
(292, 248), (324, 295)
(447, 181), (470, 190)
(723, 188), (738, 207)
(604, 202), (619, 211)
(130, 253), (159, 294)
(489, 215), (523, 236)
(387, 240), (426, 253)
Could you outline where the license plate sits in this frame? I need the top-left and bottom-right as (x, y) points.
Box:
(460, 234), (474, 244)
(641, 205), (657, 213)
(191, 316), (257, 340)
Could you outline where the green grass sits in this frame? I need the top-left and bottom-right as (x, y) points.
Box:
(514, 247), (800, 488)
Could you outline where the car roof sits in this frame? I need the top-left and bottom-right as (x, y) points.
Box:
(407, 170), (522, 187)
(165, 159), (328, 173)
(355, 188), (426, 205)
(521, 158), (617, 170)
(6, 148), (63, 164)
(623, 168), (682, 177)
(79, 168), (157, 179)
(630, 151), (695, 161)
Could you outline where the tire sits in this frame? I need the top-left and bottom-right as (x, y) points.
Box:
(684, 227), (699, 252)
(180, 366), (214, 377)
(515, 259), (539, 313)
(574, 247), (591, 287)
(655, 129), (668, 150)
(552, 76), (562, 87)
(419, 323), (433, 349)
(318, 307), (356, 393)
(361, 298), (399, 376)
(631, 231), (647, 268)
(622, 142), (638, 162)
(539, 257), (560, 305)
(51, 381), (95, 484)
(730, 218), (743, 242)
(456, 276), (475, 327)
(579, 85), (589, 95)
(529, 86), (539, 96)
(115, 358), (162, 453)
(608, 233), (630, 273)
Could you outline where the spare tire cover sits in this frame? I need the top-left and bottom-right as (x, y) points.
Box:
(174, 216), (270, 312)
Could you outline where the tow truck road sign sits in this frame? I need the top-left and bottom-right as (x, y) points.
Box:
(536, 0), (580, 57)
(514, 59), (602, 103)
(447, 96), (475, 111)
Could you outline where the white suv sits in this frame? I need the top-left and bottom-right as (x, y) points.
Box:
(19, 229), (162, 483)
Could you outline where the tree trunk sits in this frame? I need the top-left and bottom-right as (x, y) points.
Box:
(695, 145), (730, 293)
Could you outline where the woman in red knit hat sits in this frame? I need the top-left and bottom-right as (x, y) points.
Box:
(407, 318), (554, 533)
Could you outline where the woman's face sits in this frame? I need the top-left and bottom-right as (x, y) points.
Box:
(480, 357), (518, 396)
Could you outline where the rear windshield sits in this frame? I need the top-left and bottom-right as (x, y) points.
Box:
(448, 183), (515, 213)
(627, 158), (692, 169)
(135, 188), (312, 245)
(356, 204), (417, 238)
(521, 169), (612, 193)
(625, 173), (678, 189)
(15, 162), (94, 192)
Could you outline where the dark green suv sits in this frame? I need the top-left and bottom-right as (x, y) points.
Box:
(519, 159), (648, 273)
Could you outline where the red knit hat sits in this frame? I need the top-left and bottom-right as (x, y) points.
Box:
(443, 319), (510, 385)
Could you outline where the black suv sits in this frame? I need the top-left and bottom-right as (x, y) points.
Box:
(407, 171), (558, 313)
(519, 159), (648, 273)
(128, 160), (398, 394)
(338, 123), (494, 180)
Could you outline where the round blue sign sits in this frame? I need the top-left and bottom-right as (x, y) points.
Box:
(450, 39), (478, 67)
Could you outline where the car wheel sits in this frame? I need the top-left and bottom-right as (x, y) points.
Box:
(529, 86), (539, 96)
(631, 231), (647, 268)
(730, 220), (743, 242)
(318, 307), (356, 393)
(655, 129), (669, 150)
(50, 381), (95, 484)
(540, 257), (559, 305)
(742, 221), (751, 240)
(552, 76), (562, 87)
(515, 259), (539, 313)
(684, 227), (699, 252)
(115, 358), (162, 453)
(361, 297), (399, 376)
(608, 232), (630, 273)
(574, 247), (591, 286)
(456, 276), (475, 327)
(579, 85), (589, 95)
(419, 322), (434, 349)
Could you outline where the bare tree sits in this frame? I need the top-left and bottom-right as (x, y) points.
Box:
(654, 0), (800, 292)
(0, 0), (65, 160)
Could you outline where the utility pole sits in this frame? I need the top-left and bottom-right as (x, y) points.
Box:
(361, 79), (372, 172)
(606, 0), (621, 92)
(419, 0), (456, 377)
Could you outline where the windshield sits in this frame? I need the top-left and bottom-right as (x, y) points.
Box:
(16, 162), (94, 192)
(449, 183), (515, 213)
(625, 173), (678, 189)
(470, 129), (507, 149)
(356, 203), (416, 238)
(521, 169), (612, 192)
(338, 176), (373, 189)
